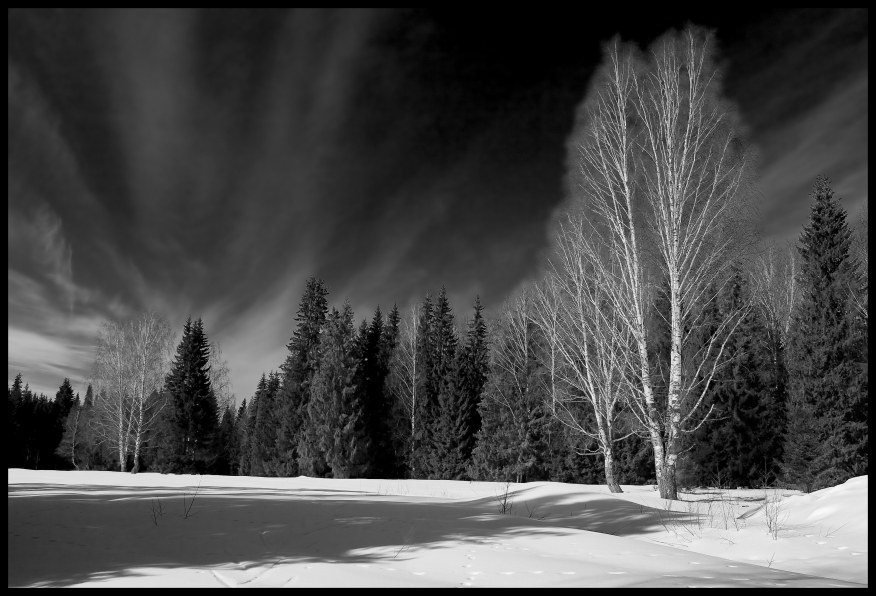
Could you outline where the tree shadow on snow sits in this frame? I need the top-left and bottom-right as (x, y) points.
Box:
(7, 479), (776, 587)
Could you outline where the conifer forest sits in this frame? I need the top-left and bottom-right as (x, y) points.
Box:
(9, 176), (867, 497)
(8, 26), (868, 500)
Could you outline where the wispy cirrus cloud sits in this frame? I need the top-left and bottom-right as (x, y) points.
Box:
(7, 9), (867, 403)
(756, 69), (868, 240)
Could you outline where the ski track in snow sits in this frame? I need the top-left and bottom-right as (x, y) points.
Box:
(7, 470), (868, 587)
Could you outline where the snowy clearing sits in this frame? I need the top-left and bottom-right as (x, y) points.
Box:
(7, 470), (867, 587)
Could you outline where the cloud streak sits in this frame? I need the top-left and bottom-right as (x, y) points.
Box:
(7, 9), (867, 402)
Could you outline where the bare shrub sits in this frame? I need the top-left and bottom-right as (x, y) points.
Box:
(495, 481), (514, 515)
(761, 493), (789, 540)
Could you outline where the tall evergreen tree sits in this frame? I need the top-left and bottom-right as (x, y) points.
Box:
(235, 398), (249, 475)
(54, 384), (82, 470)
(298, 309), (342, 478)
(469, 304), (605, 484)
(263, 372), (282, 474)
(298, 304), (372, 478)
(469, 308), (543, 482)
(380, 304), (403, 476)
(55, 378), (77, 421)
(214, 406), (238, 475)
(275, 277), (329, 476)
(410, 294), (434, 478)
(361, 306), (398, 477)
(332, 304), (373, 478)
(246, 374), (267, 475)
(422, 288), (459, 479)
(443, 297), (489, 479)
(785, 177), (868, 488)
(8, 373), (25, 468)
(160, 317), (219, 473)
(250, 372), (282, 475)
(685, 267), (783, 487)
(56, 382), (103, 471)
(33, 392), (57, 469)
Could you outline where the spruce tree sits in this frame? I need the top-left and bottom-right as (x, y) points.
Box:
(785, 176), (868, 488)
(8, 373), (25, 468)
(235, 398), (249, 475)
(380, 305), (403, 476)
(361, 306), (398, 477)
(251, 372), (281, 475)
(298, 309), (342, 478)
(58, 383), (100, 471)
(686, 268), (781, 487)
(162, 317), (219, 473)
(469, 306), (551, 483)
(247, 374), (267, 475)
(299, 304), (372, 478)
(54, 386), (82, 470)
(275, 278), (329, 476)
(410, 294), (434, 478)
(453, 297), (489, 478)
(424, 288), (459, 479)
(215, 406), (237, 475)
(333, 304), (373, 478)
(299, 360), (335, 477)
(55, 378), (77, 421)
(33, 392), (57, 469)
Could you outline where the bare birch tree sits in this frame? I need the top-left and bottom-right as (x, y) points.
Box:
(531, 278), (561, 414)
(751, 241), (798, 347)
(490, 288), (535, 423)
(563, 29), (753, 499)
(56, 402), (83, 470)
(389, 303), (419, 472)
(127, 311), (175, 473)
(89, 311), (174, 473)
(209, 340), (235, 413)
(532, 229), (634, 493)
(90, 319), (135, 472)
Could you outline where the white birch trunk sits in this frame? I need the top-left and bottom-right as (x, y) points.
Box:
(559, 30), (752, 499)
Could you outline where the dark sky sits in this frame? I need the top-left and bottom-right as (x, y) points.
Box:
(8, 8), (868, 401)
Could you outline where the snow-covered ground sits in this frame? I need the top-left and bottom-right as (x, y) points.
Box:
(7, 470), (867, 587)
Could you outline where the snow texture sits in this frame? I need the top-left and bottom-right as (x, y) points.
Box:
(7, 470), (867, 587)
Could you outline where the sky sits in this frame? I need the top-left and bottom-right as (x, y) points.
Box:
(8, 8), (869, 401)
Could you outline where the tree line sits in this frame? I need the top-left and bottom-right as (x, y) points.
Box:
(7, 26), (867, 495)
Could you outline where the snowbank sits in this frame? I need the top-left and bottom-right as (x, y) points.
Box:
(7, 470), (867, 587)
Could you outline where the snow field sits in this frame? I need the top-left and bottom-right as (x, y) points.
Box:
(7, 470), (867, 587)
